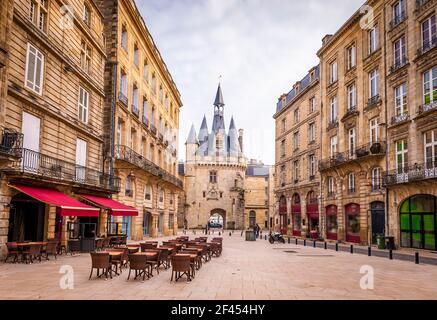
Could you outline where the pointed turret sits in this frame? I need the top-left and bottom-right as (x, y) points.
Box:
(214, 83), (225, 107)
(228, 116), (240, 156)
(186, 124), (199, 145)
(198, 115), (209, 143)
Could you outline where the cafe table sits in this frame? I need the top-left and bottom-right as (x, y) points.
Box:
(101, 251), (123, 276)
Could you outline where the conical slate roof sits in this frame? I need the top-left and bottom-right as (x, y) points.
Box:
(186, 124), (198, 144)
(214, 83), (225, 107)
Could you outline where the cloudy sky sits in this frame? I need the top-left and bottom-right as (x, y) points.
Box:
(137, 0), (364, 165)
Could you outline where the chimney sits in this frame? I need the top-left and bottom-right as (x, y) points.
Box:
(238, 129), (244, 153)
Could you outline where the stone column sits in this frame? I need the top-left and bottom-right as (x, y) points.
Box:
(286, 196), (292, 235)
(359, 171), (369, 245)
(301, 198), (308, 238)
(0, 186), (11, 259)
(46, 206), (57, 240)
(163, 210), (169, 236)
(150, 213), (158, 238)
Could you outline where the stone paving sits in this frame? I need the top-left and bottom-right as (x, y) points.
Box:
(1, 232), (437, 300)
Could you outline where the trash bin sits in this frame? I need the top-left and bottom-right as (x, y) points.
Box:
(386, 236), (395, 250)
(245, 230), (256, 241)
(376, 235), (385, 249)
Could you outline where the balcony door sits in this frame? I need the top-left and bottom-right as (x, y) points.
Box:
(22, 112), (40, 172)
(76, 138), (87, 183)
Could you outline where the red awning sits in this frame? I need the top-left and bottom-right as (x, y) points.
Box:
(10, 184), (99, 217)
(79, 194), (138, 216)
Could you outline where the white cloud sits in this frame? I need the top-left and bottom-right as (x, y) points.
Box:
(137, 0), (364, 164)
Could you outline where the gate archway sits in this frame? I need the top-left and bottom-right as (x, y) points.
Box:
(210, 208), (226, 229)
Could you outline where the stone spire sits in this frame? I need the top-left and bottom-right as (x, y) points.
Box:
(186, 124), (198, 145)
(228, 116), (240, 156)
(212, 83), (225, 132)
(198, 115), (209, 143)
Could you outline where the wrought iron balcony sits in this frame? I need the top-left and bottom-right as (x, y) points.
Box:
(319, 141), (386, 171)
(390, 56), (408, 73)
(150, 124), (157, 136)
(419, 100), (437, 114)
(115, 145), (183, 189)
(158, 133), (164, 142)
(2, 148), (120, 192)
(415, 0), (432, 11)
(118, 92), (128, 107)
(0, 128), (23, 158)
(132, 105), (139, 118)
(142, 116), (149, 128)
(385, 162), (437, 186)
(327, 120), (338, 131)
(391, 112), (409, 125)
(418, 38), (437, 56)
(342, 105), (358, 121)
(367, 95), (381, 108)
(389, 12), (406, 30)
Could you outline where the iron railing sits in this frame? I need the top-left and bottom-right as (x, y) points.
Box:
(390, 56), (408, 73)
(389, 12), (406, 30)
(0, 128), (23, 158)
(419, 100), (437, 114)
(150, 124), (157, 135)
(385, 162), (437, 186)
(342, 105), (357, 120)
(319, 141), (386, 171)
(132, 105), (139, 118)
(118, 92), (128, 107)
(142, 116), (149, 128)
(418, 38), (437, 56)
(3, 148), (120, 192)
(416, 0), (432, 11)
(391, 112), (409, 125)
(367, 95), (381, 107)
(115, 145), (183, 189)
(327, 120), (339, 131)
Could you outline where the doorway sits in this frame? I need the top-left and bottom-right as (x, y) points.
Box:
(122, 216), (132, 240)
(371, 201), (385, 244)
(8, 193), (46, 242)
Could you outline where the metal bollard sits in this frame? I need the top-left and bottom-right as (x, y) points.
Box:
(313, 241), (316, 248)
(335, 243), (339, 251)
(415, 252), (419, 264)
(265, 235), (267, 240)
(368, 247), (371, 257)
(295, 238), (298, 245)
(304, 239), (306, 247)
(350, 245), (354, 254)
(324, 242), (327, 250)
(288, 237), (290, 244)
(219, 232), (221, 236)
(389, 250), (393, 260)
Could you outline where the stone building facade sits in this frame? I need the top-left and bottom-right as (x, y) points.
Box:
(274, 0), (437, 252)
(184, 84), (247, 230)
(97, 0), (183, 240)
(244, 160), (274, 231)
(384, 0), (437, 251)
(0, 0), (118, 258)
(317, 0), (388, 246)
(274, 66), (321, 238)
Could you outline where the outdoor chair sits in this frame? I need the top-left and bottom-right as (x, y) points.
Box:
(127, 254), (151, 281)
(95, 239), (104, 251)
(210, 242), (221, 257)
(170, 255), (192, 282)
(158, 249), (171, 270)
(141, 243), (157, 251)
(212, 237), (223, 243)
(182, 248), (202, 270)
(22, 244), (43, 264)
(4, 242), (19, 263)
(102, 237), (111, 249)
(89, 252), (112, 280)
(144, 249), (161, 276)
(42, 241), (58, 260)
(106, 249), (125, 275)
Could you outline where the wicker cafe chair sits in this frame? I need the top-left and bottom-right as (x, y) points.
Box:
(170, 255), (192, 282)
(182, 248), (202, 270)
(42, 241), (59, 260)
(22, 244), (43, 264)
(127, 254), (151, 281)
(140, 242), (157, 251)
(89, 252), (112, 280)
(106, 248), (125, 275)
(4, 242), (19, 263)
(210, 242), (221, 257)
(144, 249), (161, 276)
(95, 239), (104, 251)
(158, 249), (171, 270)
